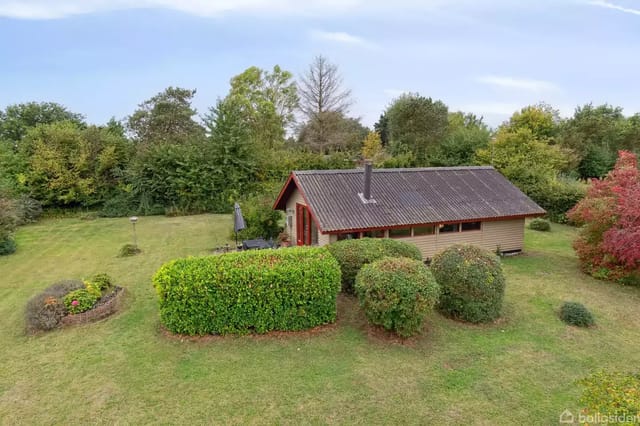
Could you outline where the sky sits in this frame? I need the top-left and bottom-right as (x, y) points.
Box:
(0, 0), (638, 128)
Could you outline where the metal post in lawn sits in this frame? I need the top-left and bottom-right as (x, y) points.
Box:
(129, 216), (138, 250)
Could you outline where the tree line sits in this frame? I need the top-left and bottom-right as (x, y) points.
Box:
(1, 55), (639, 226)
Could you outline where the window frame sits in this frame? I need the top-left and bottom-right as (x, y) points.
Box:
(412, 225), (435, 236)
(438, 223), (460, 234)
(388, 227), (412, 239)
(461, 221), (482, 232)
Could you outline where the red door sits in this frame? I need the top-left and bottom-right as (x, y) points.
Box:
(296, 203), (312, 246)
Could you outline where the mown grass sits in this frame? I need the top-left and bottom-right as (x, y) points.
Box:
(1, 216), (639, 424)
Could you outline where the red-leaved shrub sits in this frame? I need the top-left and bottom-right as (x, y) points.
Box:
(568, 151), (640, 284)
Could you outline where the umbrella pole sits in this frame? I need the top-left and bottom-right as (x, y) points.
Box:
(235, 231), (238, 249)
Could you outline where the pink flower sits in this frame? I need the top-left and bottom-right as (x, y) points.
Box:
(71, 300), (79, 306)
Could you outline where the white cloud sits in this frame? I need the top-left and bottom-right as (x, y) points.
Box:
(310, 30), (370, 47)
(476, 75), (560, 92)
(0, 0), (364, 19)
(588, 0), (640, 16)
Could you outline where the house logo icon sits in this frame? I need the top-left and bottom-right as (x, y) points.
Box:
(559, 409), (574, 424)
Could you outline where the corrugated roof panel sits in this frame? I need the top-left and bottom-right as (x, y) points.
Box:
(291, 166), (545, 232)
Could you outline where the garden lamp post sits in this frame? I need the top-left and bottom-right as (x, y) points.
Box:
(129, 216), (138, 249)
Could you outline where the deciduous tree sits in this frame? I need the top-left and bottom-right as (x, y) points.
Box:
(0, 102), (85, 145)
(385, 93), (449, 165)
(127, 87), (204, 146)
(568, 150), (640, 283)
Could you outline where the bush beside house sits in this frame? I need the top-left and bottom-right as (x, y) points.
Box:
(431, 244), (505, 324)
(355, 257), (440, 337)
(327, 238), (422, 294)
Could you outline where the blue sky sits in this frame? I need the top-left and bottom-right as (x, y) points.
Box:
(0, 0), (638, 128)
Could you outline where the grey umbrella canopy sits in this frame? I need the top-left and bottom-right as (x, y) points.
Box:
(234, 202), (246, 233)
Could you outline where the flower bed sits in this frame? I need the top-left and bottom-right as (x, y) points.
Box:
(61, 286), (126, 326)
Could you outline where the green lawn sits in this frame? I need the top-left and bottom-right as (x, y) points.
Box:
(1, 216), (639, 424)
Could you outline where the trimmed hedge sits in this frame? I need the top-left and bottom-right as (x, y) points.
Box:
(355, 257), (440, 337)
(153, 247), (341, 335)
(431, 244), (505, 323)
(327, 238), (422, 294)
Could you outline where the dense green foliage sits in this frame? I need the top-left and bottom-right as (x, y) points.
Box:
(529, 218), (551, 232)
(431, 244), (505, 323)
(578, 371), (640, 419)
(386, 93), (449, 165)
(64, 288), (99, 314)
(153, 247), (341, 335)
(0, 237), (16, 255)
(91, 273), (113, 291)
(24, 279), (84, 331)
(327, 238), (423, 294)
(355, 257), (440, 337)
(234, 194), (283, 241)
(559, 301), (595, 327)
(1, 62), (638, 227)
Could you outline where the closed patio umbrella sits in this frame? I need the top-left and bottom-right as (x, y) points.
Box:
(234, 202), (246, 247)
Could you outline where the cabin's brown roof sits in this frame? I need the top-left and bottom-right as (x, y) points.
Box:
(274, 166), (545, 233)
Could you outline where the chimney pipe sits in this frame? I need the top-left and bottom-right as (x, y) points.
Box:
(363, 161), (372, 200)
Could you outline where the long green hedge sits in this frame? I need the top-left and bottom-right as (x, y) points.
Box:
(153, 247), (341, 335)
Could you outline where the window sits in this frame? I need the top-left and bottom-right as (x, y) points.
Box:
(461, 221), (481, 232)
(439, 223), (460, 233)
(413, 225), (435, 236)
(363, 229), (385, 238)
(337, 232), (360, 241)
(389, 227), (412, 238)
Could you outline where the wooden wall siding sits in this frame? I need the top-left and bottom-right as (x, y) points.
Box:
(314, 219), (525, 259)
(286, 188), (305, 244)
(481, 219), (525, 253)
(317, 233), (332, 246)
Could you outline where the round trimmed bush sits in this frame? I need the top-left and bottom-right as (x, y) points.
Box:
(355, 257), (440, 337)
(327, 238), (422, 294)
(529, 218), (551, 232)
(430, 244), (505, 323)
(0, 237), (17, 256)
(560, 301), (594, 327)
(25, 279), (85, 331)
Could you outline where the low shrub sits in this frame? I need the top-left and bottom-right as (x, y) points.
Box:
(15, 195), (43, 225)
(327, 238), (422, 293)
(90, 273), (113, 291)
(431, 244), (505, 323)
(153, 247), (341, 335)
(24, 279), (84, 331)
(578, 371), (640, 418)
(355, 257), (440, 337)
(119, 243), (141, 257)
(0, 237), (16, 256)
(64, 288), (99, 314)
(529, 218), (551, 232)
(560, 301), (595, 327)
